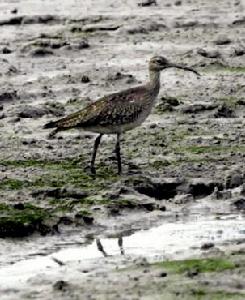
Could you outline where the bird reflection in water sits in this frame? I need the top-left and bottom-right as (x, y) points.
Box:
(96, 236), (125, 257)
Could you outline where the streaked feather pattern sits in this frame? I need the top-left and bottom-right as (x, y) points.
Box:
(44, 85), (152, 133)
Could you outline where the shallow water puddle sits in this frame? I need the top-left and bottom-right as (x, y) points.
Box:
(51, 214), (245, 260)
(0, 214), (244, 289)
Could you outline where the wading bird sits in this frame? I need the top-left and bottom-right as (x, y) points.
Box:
(44, 56), (200, 175)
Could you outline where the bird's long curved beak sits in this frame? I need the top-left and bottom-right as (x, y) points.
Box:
(167, 63), (201, 76)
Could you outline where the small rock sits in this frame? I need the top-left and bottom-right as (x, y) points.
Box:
(175, 0), (182, 5)
(32, 187), (88, 200)
(58, 216), (73, 225)
(237, 99), (245, 105)
(8, 117), (20, 123)
(175, 20), (198, 28)
(38, 223), (53, 236)
(140, 201), (156, 211)
(164, 97), (180, 106)
(138, 0), (157, 7)
(22, 138), (37, 145)
(233, 47), (245, 56)
(201, 242), (215, 250)
(108, 207), (120, 216)
(232, 17), (245, 26)
(214, 35), (231, 45)
(180, 103), (217, 114)
(0, 90), (18, 103)
(121, 22), (165, 35)
(30, 48), (53, 57)
(159, 103), (175, 114)
(13, 203), (25, 210)
(18, 106), (47, 118)
(65, 40), (90, 51)
(212, 187), (232, 200)
(158, 271), (168, 277)
(133, 176), (182, 200)
(1, 47), (12, 54)
(77, 40), (90, 49)
(53, 280), (69, 291)
(233, 198), (245, 210)
(75, 213), (94, 225)
(11, 8), (18, 14)
(82, 23), (120, 33)
(214, 104), (235, 118)
(197, 48), (221, 58)
(70, 26), (83, 33)
(44, 102), (65, 117)
(158, 204), (166, 211)
(81, 75), (90, 83)
(82, 215), (94, 225)
(226, 171), (244, 189)
(241, 183), (245, 196)
(187, 268), (199, 278)
(173, 194), (193, 204)
(177, 179), (223, 199)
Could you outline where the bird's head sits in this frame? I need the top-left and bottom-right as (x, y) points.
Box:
(149, 55), (200, 76)
(149, 56), (170, 71)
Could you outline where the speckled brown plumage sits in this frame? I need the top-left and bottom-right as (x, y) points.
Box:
(44, 56), (200, 174)
(44, 85), (155, 134)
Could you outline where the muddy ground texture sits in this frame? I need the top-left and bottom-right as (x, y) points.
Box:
(0, 0), (245, 298)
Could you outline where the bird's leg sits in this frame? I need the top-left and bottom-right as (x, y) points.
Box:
(91, 134), (103, 175)
(118, 236), (125, 255)
(96, 238), (108, 257)
(115, 133), (122, 175)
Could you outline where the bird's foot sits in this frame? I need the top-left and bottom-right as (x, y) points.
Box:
(90, 166), (96, 176)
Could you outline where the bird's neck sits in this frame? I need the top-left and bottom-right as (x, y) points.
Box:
(148, 70), (160, 94)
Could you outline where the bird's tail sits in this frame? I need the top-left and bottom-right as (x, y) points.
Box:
(43, 120), (60, 138)
(43, 120), (58, 129)
(43, 109), (85, 138)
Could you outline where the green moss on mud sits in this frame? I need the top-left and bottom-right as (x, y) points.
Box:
(0, 203), (50, 238)
(203, 63), (245, 73)
(154, 258), (236, 274)
(175, 145), (245, 155)
(0, 178), (28, 190)
(191, 289), (244, 300)
(0, 159), (119, 192)
(149, 160), (171, 169)
(0, 158), (81, 169)
(76, 209), (92, 217)
(215, 96), (241, 108)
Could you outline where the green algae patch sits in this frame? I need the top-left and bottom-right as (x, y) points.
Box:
(191, 289), (245, 300)
(150, 159), (171, 169)
(154, 258), (236, 274)
(0, 203), (50, 238)
(0, 158), (83, 169)
(202, 63), (245, 73)
(175, 145), (245, 155)
(0, 159), (119, 192)
(0, 178), (28, 190)
(216, 96), (242, 108)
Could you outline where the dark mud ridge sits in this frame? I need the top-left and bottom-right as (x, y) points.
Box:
(0, 169), (244, 238)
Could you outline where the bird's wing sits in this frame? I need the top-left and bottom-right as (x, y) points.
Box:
(49, 86), (147, 130)
(77, 86), (147, 128)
